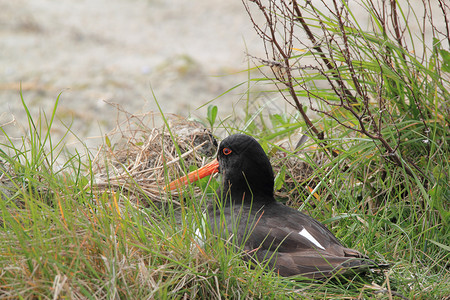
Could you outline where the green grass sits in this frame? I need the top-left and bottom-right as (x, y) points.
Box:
(0, 89), (448, 299)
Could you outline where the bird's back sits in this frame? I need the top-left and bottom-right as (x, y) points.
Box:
(207, 201), (374, 278)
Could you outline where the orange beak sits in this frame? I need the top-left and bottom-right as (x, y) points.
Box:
(165, 158), (219, 191)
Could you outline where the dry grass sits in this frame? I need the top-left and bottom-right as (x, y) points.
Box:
(90, 111), (218, 206)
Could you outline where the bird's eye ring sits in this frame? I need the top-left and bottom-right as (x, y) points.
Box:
(222, 148), (232, 155)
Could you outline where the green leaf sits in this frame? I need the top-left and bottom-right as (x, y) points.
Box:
(439, 49), (450, 72)
(274, 166), (286, 191)
(105, 135), (111, 148)
(427, 239), (450, 252)
(207, 105), (218, 128)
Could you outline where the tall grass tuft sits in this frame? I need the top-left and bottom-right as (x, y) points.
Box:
(241, 0), (449, 298)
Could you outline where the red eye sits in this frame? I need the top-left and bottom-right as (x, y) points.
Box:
(222, 147), (232, 155)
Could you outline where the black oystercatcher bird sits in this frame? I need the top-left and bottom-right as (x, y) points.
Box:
(167, 134), (379, 278)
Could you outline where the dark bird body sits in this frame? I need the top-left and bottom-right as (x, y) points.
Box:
(168, 134), (379, 278)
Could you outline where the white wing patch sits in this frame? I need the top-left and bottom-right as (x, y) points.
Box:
(299, 228), (325, 250)
(194, 227), (205, 247)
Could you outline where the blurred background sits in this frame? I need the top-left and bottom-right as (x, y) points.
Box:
(0, 0), (269, 149)
(0, 0), (444, 150)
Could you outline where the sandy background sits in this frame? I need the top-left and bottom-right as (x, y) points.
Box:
(0, 0), (445, 152)
(1, 0), (269, 150)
